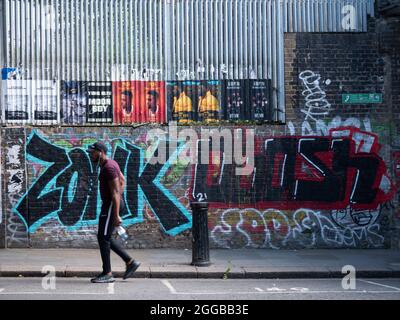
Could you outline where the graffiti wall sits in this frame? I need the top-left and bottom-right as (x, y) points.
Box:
(0, 122), (396, 249)
(2, 126), (194, 248)
(2, 128), (29, 247)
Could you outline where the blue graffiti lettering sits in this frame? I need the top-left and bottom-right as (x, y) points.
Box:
(13, 131), (192, 235)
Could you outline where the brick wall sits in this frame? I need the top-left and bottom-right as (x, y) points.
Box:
(0, 119), (396, 249)
(377, 5), (400, 248)
(0, 133), (4, 248)
(285, 19), (387, 133)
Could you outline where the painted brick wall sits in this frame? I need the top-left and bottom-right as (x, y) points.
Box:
(1, 128), (28, 248)
(0, 14), (399, 250)
(0, 134), (4, 248)
(376, 8), (400, 248)
(283, 16), (398, 249)
(0, 120), (396, 249)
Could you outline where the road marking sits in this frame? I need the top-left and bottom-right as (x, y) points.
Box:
(0, 290), (397, 296)
(266, 287), (286, 292)
(160, 279), (400, 295)
(107, 283), (115, 294)
(161, 290), (399, 295)
(257, 287), (309, 293)
(161, 280), (177, 294)
(169, 290), (400, 295)
(0, 292), (111, 295)
(290, 287), (310, 292)
(359, 279), (400, 291)
(0, 289), (4, 293)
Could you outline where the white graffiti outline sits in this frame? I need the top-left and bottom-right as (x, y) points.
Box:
(299, 70), (331, 122)
(211, 208), (385, 249)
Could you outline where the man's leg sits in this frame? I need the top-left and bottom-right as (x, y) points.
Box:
(97, 234), (112, 275)
(108, 224), (141, 279)
(97, 203), (113, 275)
(92, 203), (115, 283)
(110, 237), (132, 264)
(105, 199), (132, 265)
(98, 199), (140, 280)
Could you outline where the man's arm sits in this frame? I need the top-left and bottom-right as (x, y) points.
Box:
(109, 177), (121, 225)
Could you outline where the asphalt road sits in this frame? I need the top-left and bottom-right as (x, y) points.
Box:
(0, 278), (400, 300)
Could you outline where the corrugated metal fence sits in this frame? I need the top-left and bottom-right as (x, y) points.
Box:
(1, 0), (375, 124)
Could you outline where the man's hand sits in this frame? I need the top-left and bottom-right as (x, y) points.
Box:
(114, 216), (122, 227)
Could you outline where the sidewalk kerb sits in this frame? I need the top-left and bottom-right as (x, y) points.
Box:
(149, 266), (198, 278)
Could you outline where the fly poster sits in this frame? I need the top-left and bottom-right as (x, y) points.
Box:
(87, 81), (113, 123)
(33, 80), (60, 124)
(136, 81), (166, 123)
(112, 81), (138, 124)
(61, 81), (88, 124)
(197, 80), (222, 123)
(248, 80), (271, 121)
(221, 80), (247, 121)
(1, 80), (31, 123)
(167, 81), (200, 124)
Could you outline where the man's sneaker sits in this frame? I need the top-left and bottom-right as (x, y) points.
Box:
(90, 273), (104, 282)
(123, 261), (141, 280)
(91, 273), (115, 283)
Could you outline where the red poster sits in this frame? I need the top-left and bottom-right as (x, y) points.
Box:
(137, 81), (166, 123)
(112, 81), (139, 124)
(113, 81), (166, 124)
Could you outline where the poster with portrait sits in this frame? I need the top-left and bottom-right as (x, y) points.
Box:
(61, 81), (88, 124)
(87, 81), (113, 123)
(166, 81), (180, 122)
(248, 80), (271, 121)
(112, 81), (138, 124)
(167, 80), (201, 124)
(33, 80), (60, 124)
(221, 80), (248, 121)
(197, 80), (222, 123)
(1, 80), (31, 123)
(137, 81), (166, 123)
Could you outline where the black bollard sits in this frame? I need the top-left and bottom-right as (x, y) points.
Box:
(190, 202), (211, 267)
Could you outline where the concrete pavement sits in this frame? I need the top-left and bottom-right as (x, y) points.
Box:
(0, 249), (400, 279)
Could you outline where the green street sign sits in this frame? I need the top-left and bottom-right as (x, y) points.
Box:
(342, 93), (382, 104)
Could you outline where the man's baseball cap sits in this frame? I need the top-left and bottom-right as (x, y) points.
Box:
(86, 141), (108, 154)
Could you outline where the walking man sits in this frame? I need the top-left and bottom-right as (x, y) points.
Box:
(87, 141), (140, 283)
